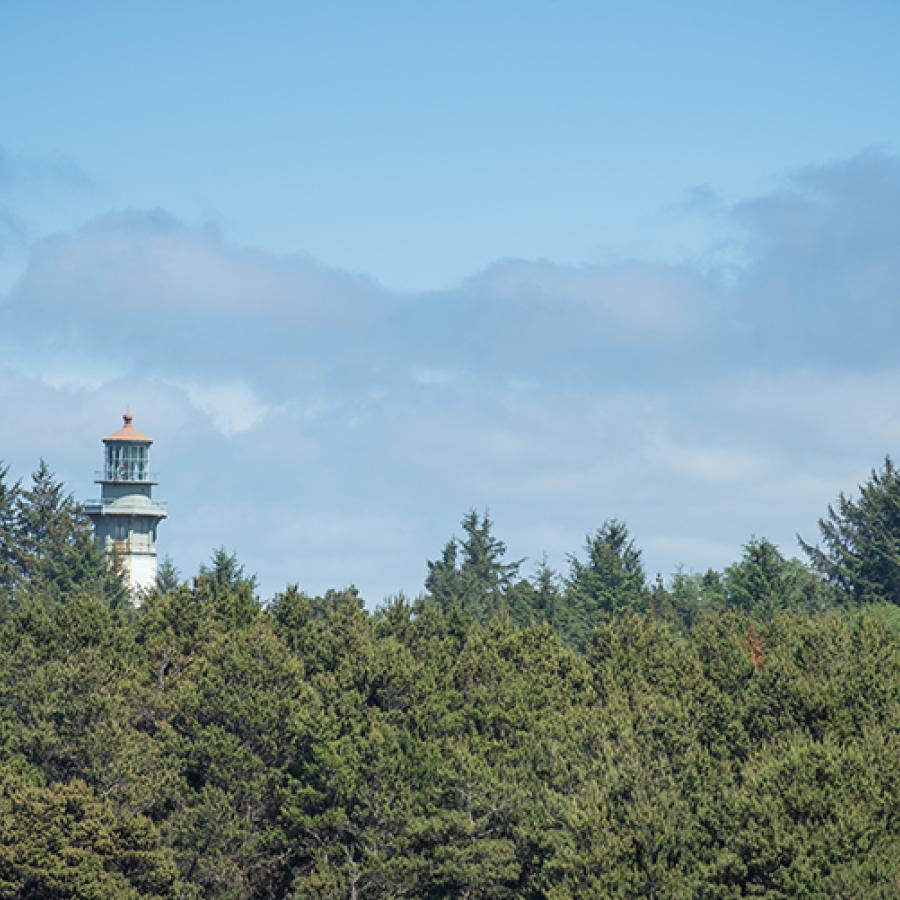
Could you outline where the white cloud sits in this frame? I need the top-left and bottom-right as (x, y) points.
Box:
(4, 152), (900, 599)
(175, 380), (270, 436)
(644, 428), (774, 484)
(5, 210), (377, 333)
(473, 258), (716, 338)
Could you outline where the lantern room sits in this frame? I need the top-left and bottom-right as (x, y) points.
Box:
(100, 411), (154, 483)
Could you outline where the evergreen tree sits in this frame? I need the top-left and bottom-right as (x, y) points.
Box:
(800, 456), (900, 605)
(425, 537), (464, 607)
(155, 555), (182, 594)
(196, 546), (257, 599)
(565, 519), (647, 641)
(458, 509), (521, 597)
(0, 457), (897, 895)
(0, 464), (20, 606)
(504, 556), (565, 629)
(0, 779), (183, 897)
(663, 567), (727, 629)
(194, 547), (259, 627)
(10, 461), (124, 607)
(725, 537), (829, 617)
(425, 510), (521, 621)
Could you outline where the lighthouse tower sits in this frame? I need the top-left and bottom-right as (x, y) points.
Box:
(85, 412), (167, 595)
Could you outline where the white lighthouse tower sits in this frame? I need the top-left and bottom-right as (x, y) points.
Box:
(85, 411), (167, 596)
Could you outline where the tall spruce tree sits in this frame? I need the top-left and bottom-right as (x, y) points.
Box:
(800, 456), (900, 605)
(9, 461), (124, 607)
(425, 510), (521, 621)
(566, 518), (647, 622)
(725, 537), (829, 616)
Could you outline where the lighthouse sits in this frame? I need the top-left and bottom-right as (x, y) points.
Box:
(84, 412), (167, 596)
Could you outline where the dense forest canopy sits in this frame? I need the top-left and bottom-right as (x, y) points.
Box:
(0, 458), (897, 897)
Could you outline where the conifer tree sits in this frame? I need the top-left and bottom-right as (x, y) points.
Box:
(459, 509), (521, 596)
(196, 546), (257, 599)
(155, 555), (182, 594)
(425, 510), (521, 620)
(194, 547), (259, 627)
(10, 461), (124, 607)
(0, 464), (20, 606)
(425, 537), (464, 607)
(800, 456), (900, 605)
(724, 537), (827, 616)
(566, 518), (647, 634)
(0, 457), (897, 895)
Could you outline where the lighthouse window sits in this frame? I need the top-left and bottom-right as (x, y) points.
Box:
(105, 444), (149, 481)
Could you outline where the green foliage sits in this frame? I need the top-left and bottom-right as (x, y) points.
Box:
(568, 519), (647, 609)
(0, 464), (20, 602)
(425, 509), (522, 622)
(193, 547), (261, 629)
(801, 455), (900, 605)
(0, 459), (125, 612)
(155, 555), (182, 594)
(0, 778), (183, 898)
(663, 567), (727, 628)
(560, 518), (648, 646)
(0, 461), (898, 895)
(725, 536), (830, 617)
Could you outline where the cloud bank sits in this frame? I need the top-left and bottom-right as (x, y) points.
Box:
(2, 151), (899, 601)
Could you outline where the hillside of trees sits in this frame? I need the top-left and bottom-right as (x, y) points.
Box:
(0, 458), (897, 897)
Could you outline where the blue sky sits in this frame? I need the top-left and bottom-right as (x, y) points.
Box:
(3, 2), (900, 600)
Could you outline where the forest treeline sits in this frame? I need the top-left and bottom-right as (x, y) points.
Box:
(0, 459), (898, 897)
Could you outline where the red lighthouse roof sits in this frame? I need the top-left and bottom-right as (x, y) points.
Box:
(103, 411), (153, 444)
